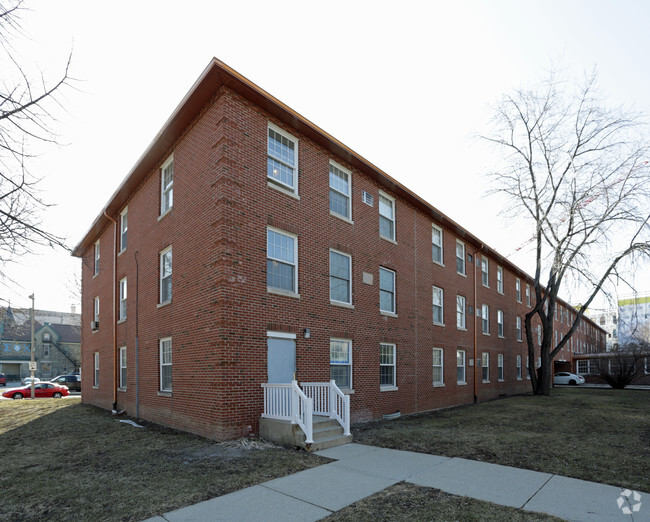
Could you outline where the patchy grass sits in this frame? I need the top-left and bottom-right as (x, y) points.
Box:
(324, 482), (563, 522)
(352, 388), (650, 493)
(0, 398), (329, 521)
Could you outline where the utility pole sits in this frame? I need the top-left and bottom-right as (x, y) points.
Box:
(29, 294), (35, 399)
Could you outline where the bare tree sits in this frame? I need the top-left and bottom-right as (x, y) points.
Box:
(483, 71), (650, 395)
(0, 0), (72, 269)
(599, 343), (648, 389)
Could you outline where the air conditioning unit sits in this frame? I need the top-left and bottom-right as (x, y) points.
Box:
(90, 321), (99, 331)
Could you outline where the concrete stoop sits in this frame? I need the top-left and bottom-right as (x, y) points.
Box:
(259, 415), (352, 451)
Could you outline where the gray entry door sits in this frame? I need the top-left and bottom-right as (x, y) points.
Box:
(267, 337), (296, 383)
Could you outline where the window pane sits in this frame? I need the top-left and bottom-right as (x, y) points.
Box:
(268, 129), (295, 188)
(330, 340), (350, 364)
(330, 365), (350, 389)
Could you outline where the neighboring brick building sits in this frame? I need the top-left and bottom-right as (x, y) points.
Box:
(72, 59), (605, 441)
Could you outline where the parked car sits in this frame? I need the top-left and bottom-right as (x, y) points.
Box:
(50, 374), (81, 392)
(0, 373), (5, 386)
(21, 377), (41, 386)
(2, 382), (70, 399)
(553, 372), (585, 385)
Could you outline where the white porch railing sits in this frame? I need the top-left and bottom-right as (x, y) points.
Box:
(261, 381), (313, 444)
(301, 380), (351, 436)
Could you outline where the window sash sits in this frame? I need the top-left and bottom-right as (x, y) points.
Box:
(94, 241), (100, 275)
(267, 229), (297, 292)
(379, 194), (395, 240)
(160, 248), (172, 303)
(456, 241), (465, 274)
(94, 297), (99, 323)
(482, 353), (489, 381)
(432, 226), (443, 263)
(161, 159), (174, 213)
(482, 305), (489, 333)
(516, 317), (522, 341)
(380, 343), (396, 387)
(481, 257), (489, 286)
(432, 348), (444, 385)
(516, 279), (521, 302)
(516, 355), (522, 379)
(497, 310), (504, 337)
(160, 338), (172, 391)
(379, 268), (395, 313)
(497, 266), (503, 293)
(267, 127), (297, 190)
(330, 339), (351, 389)
(119, 278), (127, 321)
(432, 286), (443, 324)
(94, 352), (99, 387)
(498, 353), (504, 380)
(457, 350), (466, 383)
(330, 250), (351, 303)
(329, 164), (350, 219)
(456, 295), (466, 329)
(120, 347), (127, 388)
(120, 210), (128, 251)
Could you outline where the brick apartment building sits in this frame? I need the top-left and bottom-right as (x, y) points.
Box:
(72, 58), (605, 441)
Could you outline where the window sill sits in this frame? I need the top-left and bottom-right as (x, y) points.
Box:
(380, 235), (398, 245)
(158, 390), (172, 397)
(433, 383), (445, 388)
(117, 319), (126, 325)
(93, 386), (99, 390)
(482, 380), (490, 384)
(118, 387), (127, 392)
(517, 377), (523, 381)
(118, 248), (126, 257)
(157, 300), (172, 309)
(498, 379), (505, 383)
(482, 332), (490, 336)
(268, 181), (300, 200)
(340, 388), (354, 395)
(331, 300), (354, 310)
(457, 272), (467, 278)
(267, 287), (300, 299)
(457, 381), (467, 386)
(457, 327), (467, 332)
(380, 310), (398, 318)
(433, 322), (445, 327)
(158, 208), (173, 222)
(330, 210), (353, 224)
(482, 284), (490, 289)
(380, 385), (398, 392)
(498, 335), (504, 339)
(433, 261), (445, 268)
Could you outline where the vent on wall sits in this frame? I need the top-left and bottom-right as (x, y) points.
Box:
(362, 191), (374, 207)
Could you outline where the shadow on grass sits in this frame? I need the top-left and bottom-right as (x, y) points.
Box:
(0, 399), (328, 521)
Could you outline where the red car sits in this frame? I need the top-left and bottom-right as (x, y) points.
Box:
(2, 382), (70, 400)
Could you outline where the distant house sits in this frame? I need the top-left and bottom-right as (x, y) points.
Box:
(72, 59), (606, 444)
(0, 306), (81, 381)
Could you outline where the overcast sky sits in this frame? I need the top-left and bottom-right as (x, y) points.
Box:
(2, 0), (650, 312)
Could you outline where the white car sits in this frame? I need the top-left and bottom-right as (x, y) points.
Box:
(21, 377), (41, 386)
(553, 372), (585, 385)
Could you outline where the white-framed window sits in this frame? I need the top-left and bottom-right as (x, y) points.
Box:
(267, 228), (297, 294)
(456, 240), (466, 275)
(119, 277), (127, 321)
(160, 246), (172, 304)
(497, 266), (504, 294)
(482, 352), (490, 382)
(379, 267), (396, 314)
(526, 355), (530, 379)
(120, 207), (128, 252)
(94, 240), (100, 276)
(432, 286), (444, 325)
(482, 304), (489, 334)
(268, 124), (298, 193)
(498, 353), (504, 381)
(93, 296), (100, 324)
(537, 324), (542, 345)
(516, 355), (522, 380)
(516, 316), (522, 341)
(330, 339), (352, 389)
(119, 346), (127, 389)
(515, 278), (521, 302)
(481, 256), (489, 287)
(432, 225), (443, 264)
(94, 352), (99, 387)
(378, 192), (395, 241)
(456, 295), (466, 330)
(497, 310), (504, 337)
(433, 347), (444, 386)
(526, 284), (531, 307)
(160, 337), (172, 392)
(457, 349), (466, 384)
(329, 161), (351, 220)
(380, 343), (396, 388)
(161, 155), (174, 215)
(330, 250), (351, 304)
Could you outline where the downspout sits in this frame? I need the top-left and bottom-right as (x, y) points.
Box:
(104, 211), (118, 411)
(473, 245), (482, 404)
(134, 250), (140, 420)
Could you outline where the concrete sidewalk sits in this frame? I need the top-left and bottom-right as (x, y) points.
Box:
(145, 443), (648, 521)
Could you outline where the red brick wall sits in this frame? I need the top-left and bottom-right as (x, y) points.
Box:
(80, 86), (605, 440)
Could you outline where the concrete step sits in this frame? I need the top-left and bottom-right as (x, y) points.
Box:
(309, 433), (353, 451)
